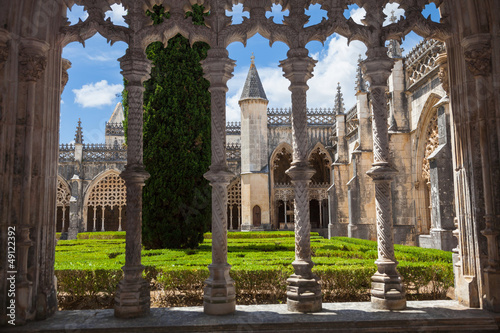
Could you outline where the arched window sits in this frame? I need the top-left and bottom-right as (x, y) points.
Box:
(56, 178), (71, 233)
(86, 172), (126, 232)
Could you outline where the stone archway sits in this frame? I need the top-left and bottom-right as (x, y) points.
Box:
(84, 171), (126, 232)
(252, 205), (261, 227)
(56, 177), (71, 233)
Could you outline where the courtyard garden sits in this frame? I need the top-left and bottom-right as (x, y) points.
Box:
(55, 231), (454, 310)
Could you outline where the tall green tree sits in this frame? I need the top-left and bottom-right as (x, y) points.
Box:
(124, 5), (211, 249)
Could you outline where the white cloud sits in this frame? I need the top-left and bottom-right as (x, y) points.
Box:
(383, 3), (405, 26)
(61, 100), (64, 105)
(105, 4), (127, 26)
(225, 34), (367, 121)
(73, 80), (122, 108)
(350, 7), (366, 25)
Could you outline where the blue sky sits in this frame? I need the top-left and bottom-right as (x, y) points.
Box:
(60, 3), (440, 144)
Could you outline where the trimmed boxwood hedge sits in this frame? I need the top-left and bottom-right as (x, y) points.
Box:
(55, 232), (453, 308)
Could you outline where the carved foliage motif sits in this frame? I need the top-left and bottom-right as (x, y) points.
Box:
(464, 47), (492, 77)
(19, 53), (47, 82)
(422, 112), (439, 184)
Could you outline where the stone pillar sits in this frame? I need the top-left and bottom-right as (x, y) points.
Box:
(427, 101), (456, 251)
(463, 34), (500, 313)
(114, 48), (151, 318)
(15, 38), (49, 324)
(363, 46), (406, 310)
(201, 48), (236, 315)
(279, 47), (321, 313)
(67, 174), (82, 240)
(347, 153), (360, 238)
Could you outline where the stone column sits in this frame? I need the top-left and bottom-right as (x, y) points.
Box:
(67, 174), (82, 240)
(114, 48), (151, 318)
(279, 47), (321, 313)
(15, 38), (48, 324)
(463, 34), (500, 312)
(201, 48), (236, 315)
(363, 46), (406, 310)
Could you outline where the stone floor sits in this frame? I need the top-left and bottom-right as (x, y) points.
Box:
(4, 300), (500, 332)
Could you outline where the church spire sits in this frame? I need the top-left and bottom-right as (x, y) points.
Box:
(75, 118), (83, 144)
(355, 54), (367, 93)
(240, 54), (268, 101)
(334, 82), (345, 115)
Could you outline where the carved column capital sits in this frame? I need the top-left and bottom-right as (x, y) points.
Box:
(279, 48), (317, 90)
(201, 48), (236, 92)
(19, 38), (49, 82)
(462, 34), (492, 77)
(119, 48), (151, 86)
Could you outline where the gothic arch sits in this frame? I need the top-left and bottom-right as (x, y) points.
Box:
(56, 176), (71, 233)
(307, 142), (331, 185)
(83, 169), (126, 232)
(227, 177), (241, 230)
(270, 142), (293, 185)
(413, 93), (442, 235)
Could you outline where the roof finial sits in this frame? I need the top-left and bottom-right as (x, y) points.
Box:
(250, 52), (255, 66)
(390, 10), (397, 24)
(355, 55), (367, 93)
(75, 118), (83, 144)
(334, 82), (345, 115)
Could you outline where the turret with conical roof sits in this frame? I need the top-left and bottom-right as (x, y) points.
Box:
(240, 54), (268, 102)
(238, 54), (270, 231)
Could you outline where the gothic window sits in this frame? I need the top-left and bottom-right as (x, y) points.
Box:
(227, 178), (241, 230)
(86, 172), (126, 232)
(272, 146), (292, 184)
(309, 146), (331, 184)
(56, 178), (71, 233)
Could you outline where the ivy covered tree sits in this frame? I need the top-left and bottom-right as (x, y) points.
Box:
(124, 5), (211, 249)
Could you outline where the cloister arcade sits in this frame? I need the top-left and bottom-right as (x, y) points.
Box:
(1, 0), (499, 327)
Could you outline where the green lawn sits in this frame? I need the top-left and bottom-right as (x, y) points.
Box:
(55, 231), (454, 308)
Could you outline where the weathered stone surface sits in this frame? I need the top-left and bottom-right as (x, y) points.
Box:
(4, 301), (500, 333)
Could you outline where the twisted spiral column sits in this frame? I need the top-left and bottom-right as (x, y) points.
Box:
(364, 46), (406, 310)
(201, 48), (236, 315)
(280, 48), (321, 313)
(114, 48), (151, 319)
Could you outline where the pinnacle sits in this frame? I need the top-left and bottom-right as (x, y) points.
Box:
(334, 82), (345, 115)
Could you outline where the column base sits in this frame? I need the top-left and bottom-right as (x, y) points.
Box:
(286, 261), (322, 313)
(370, 262), (406, 310)
(203, 263), (236, 315)
(67, 227), (78, 240)
(114, 266), (150, 318)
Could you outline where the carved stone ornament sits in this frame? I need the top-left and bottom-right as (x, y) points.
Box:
(19, 53), (47, 82)
(436, 53), (449, 94)
(464, 47), (492, 77)
(0, 43), (9, 70)
(61, 59), (72, 92)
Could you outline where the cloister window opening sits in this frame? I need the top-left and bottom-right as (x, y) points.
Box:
(227, 178), (242, 230)
(84, 171), (127, 232)
(56, 178), (71, 233)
